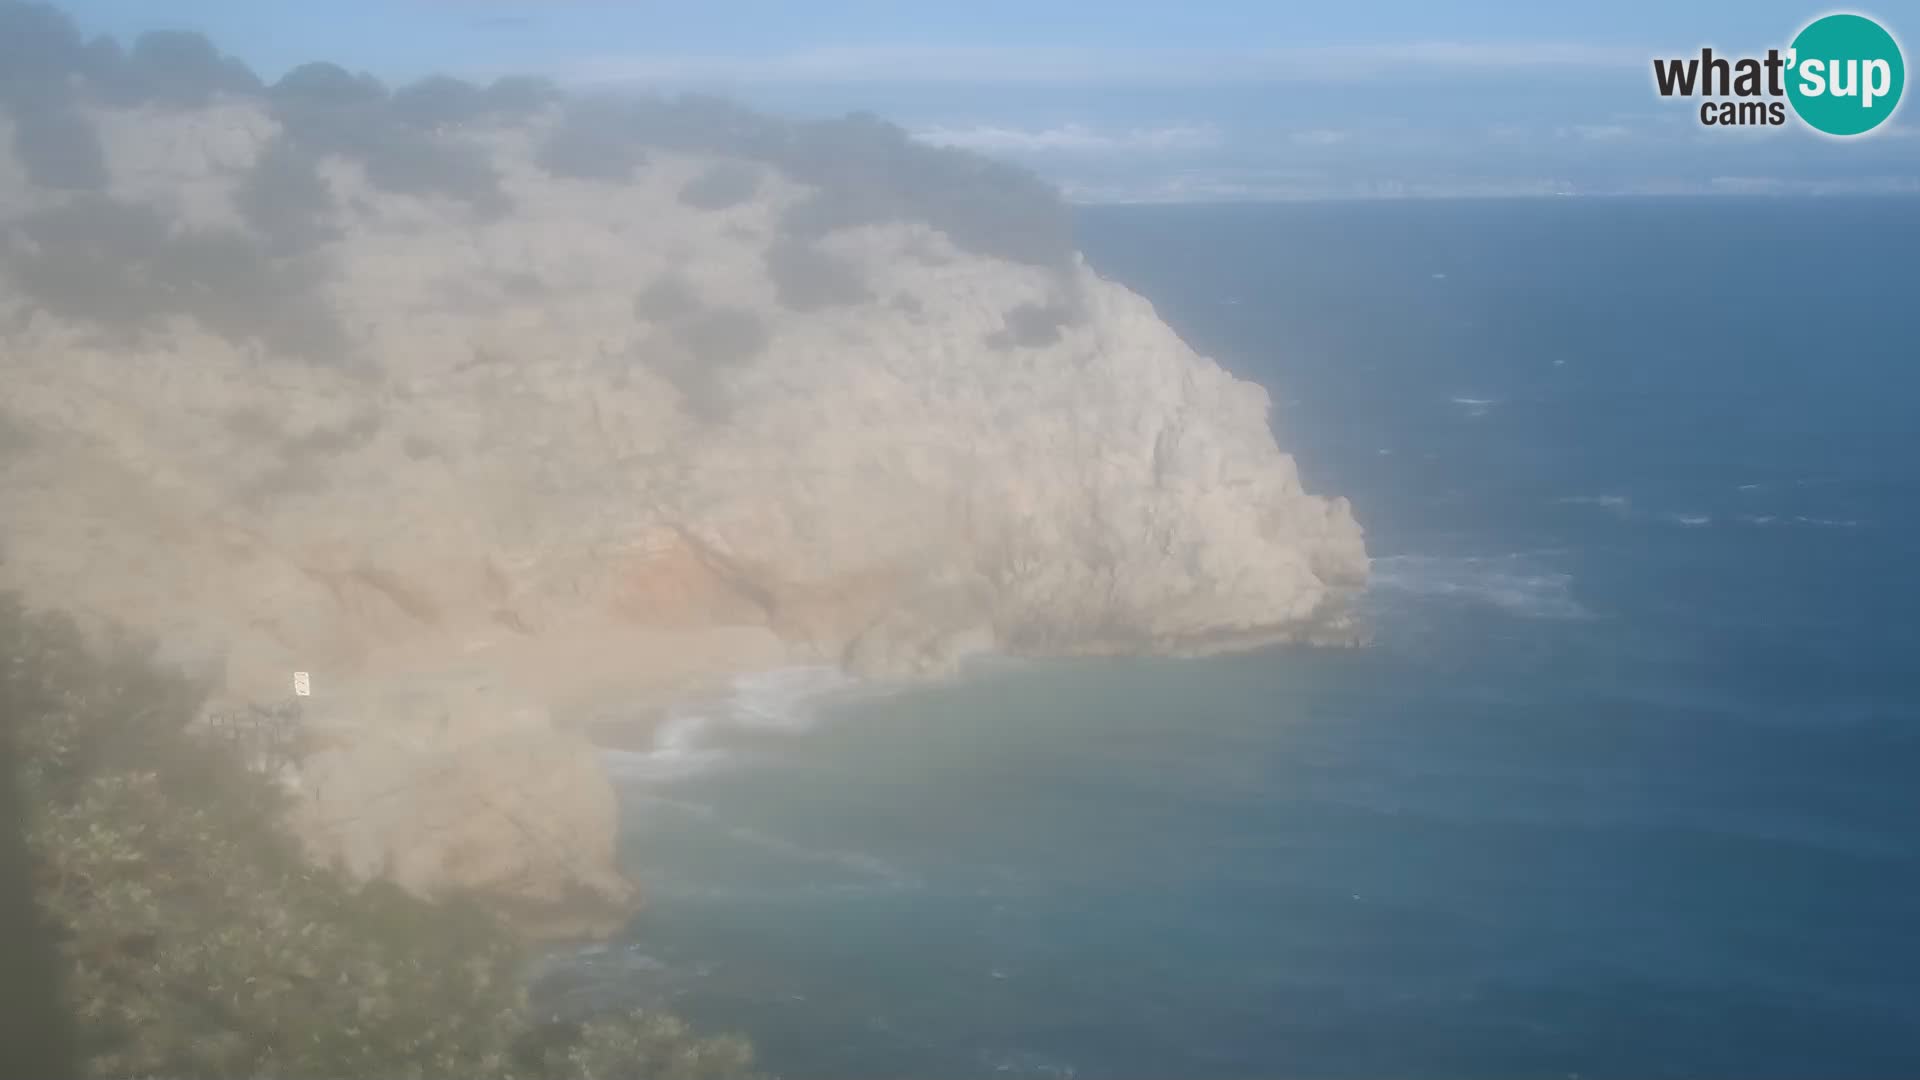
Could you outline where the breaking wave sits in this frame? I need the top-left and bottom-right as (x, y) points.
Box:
(1368, 553), (1586, 619)
(602, 666), (858, 783)
(1556, 494), (1633, 513)
(1557, 495), (1863, 531)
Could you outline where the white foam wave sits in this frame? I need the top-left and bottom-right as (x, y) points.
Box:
(601, 665), (856, 783)
(726, 666), (856, 732)
(602, 715), (727, 782)
(1558, 495), (1863, 531)
(1556, 494), (1632, 513)
(1369, 553), (1585, 619)
(1734, 513), (1862, 529)
(1561, 496), (1720, 526)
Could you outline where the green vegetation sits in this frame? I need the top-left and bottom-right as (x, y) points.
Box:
(235, 137), (338, 251)
(678, 162), (762, 212)
(390, 75), (489, 131)
(634, 274), (704, 324)
(1, 1), (1074, 268)
(539, 101), (650, 184)
(986, 300), (1079, 350)
(764, 239), (871, 312)
(7, 197), (346, 363)
(8, 96), (110, 191)
(1, 0), (1075, 373)
(666, 307), (771, 422)
(265, 63), (510, 211)
(769, 111), (1073, 268)
(4, 596), (760, 1080)
(103, 29), (263, 108)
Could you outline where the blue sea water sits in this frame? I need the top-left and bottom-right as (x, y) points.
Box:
(548, 197), (1920, 1079)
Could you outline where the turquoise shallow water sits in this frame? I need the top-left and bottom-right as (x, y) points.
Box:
(543, 197), (1920, 1079)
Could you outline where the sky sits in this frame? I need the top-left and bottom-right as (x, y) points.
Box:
(49, 1), (1920, 201)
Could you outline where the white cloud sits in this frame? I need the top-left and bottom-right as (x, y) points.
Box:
(911, 123), (1221, 154)
(1557, 123), (1635, 141)
(1290, 129), (1353, 146)
(569, 41), (1646, 87)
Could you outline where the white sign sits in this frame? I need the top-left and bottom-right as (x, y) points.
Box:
(292, 671), (311, 697)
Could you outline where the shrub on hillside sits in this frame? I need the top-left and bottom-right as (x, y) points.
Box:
(764, 238), (869, 311)
(5, 198), (168, 328)
(266, 61), (391, 158)
(265, 65), (506, 210)
(76, 32), (129, 95)
(907, 148), (1074, 268)
(269, 60), (387, 108)
(481, 75), (562, 118)
(8, 97), (110, 191)
(678, 306), (768, 368)
(985, 300), (1077, 350)
(393, 74), (562, 130)
(633, 273), (702, 323)
(678, 160), (761, 211)
(0, 1), (87, 106)
(358, 126), (509, 210)
(156, 227), (347, 361)
(19, 24), (258, 108)
(120, 29), (261, 107)
(658, 307), (769, 422)
(4, 595), (761, 1080)
(621, 94), (786, 159)
(527, 94), (1071, 265)
(236, 136), (336, 249)
(536, 101), (647, 183)
(391, 74), (486, 129)
(0, 0), (1074, 288)
(770, 112), (1073, 268)
(4, 197), (347, 362)
(0, 4), (1073, 265)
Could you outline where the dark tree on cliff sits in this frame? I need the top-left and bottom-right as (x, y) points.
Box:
(8, 97), (110, 190)
(5, 196), (349, 363)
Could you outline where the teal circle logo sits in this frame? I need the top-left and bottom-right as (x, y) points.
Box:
(1786, 13), (1905, 136)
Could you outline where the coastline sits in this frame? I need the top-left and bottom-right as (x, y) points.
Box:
(581, 657), (940, 783)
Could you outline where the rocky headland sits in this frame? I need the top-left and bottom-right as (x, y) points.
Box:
(0, 26), (1366, 937)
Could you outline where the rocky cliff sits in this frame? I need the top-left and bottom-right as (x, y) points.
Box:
(0, 24), (1366, 936)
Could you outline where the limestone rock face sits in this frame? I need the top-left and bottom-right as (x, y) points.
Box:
(286, 678), (638, 939)
(0, 98), (1367, 936)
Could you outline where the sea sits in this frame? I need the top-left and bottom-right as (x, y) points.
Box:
(538, 197), (1920, 1079)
